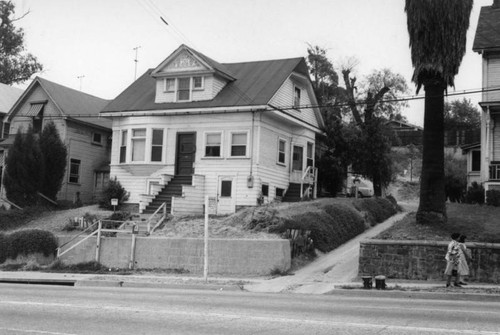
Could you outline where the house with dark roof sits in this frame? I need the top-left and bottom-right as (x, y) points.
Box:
(471, 0), (500, 193)
(101, 45), (324, 215)
(0, 77), (112, 205)
(0, 83), (23, 136)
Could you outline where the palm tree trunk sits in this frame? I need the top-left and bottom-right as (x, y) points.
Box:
(416, 79), (447, 224)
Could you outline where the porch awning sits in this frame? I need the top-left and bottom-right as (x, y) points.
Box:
(25, 103), (44, 117)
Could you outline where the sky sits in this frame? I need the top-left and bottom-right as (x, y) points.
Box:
(10, 0), (495, 126)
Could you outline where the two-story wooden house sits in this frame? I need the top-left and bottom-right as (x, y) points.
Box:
(471, 0), (500, 194)
(101, 45), (324, 215)
(0, 77), (112, 204)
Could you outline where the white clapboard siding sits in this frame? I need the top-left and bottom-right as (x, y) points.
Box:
(487, 57), (500, 102)
(172, 175), (206, 215)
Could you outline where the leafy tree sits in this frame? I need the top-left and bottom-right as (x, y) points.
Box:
(342, 66), (408, 196)
(306, 45), (339, 106)
(0, 0), (43, 84)
(444, 98), (480, 131)
(39, 122), (67, 200)
(4, 126), (44, 206)
(405, 0), (473, 225)
(360, 68), (410, 121)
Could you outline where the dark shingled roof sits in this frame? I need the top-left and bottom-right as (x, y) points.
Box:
(102, 57), (308, 113)
(473, 3), (500, 52)
(19, 77), (112, 129)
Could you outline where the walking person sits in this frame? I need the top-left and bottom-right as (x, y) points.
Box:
(445, 233), (461, 287)
(457, 234), (471, 285)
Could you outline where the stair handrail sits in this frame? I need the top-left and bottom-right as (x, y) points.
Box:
(146, 202), (167, 234)
(56, 220), (100, 258)
(300, 166), (313, 200)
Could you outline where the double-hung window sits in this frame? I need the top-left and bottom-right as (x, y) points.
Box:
(205, 132), (221, 157)
(151, 129), (164, 162)
(307, 142), (314, 167)
(119, 130), (127, 163)
(294, 86), (301, 108)
(231, 132), (247, 157)
(131, 128), (146, 162)
(193, 76), (203, 89)
(69, 159), (81, 184)
(164, 78), (175, 92)
(277, 138), (286, 165)
(177, 78), (191, 101)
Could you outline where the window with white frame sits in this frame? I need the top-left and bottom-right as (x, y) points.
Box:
(164, 78), (175, 92)
(163, 76), (205, 101)
(151, 129), (164, 162)
(193, 76), (204, 89)
(119, 130), (127, 163)
(131, 128), (146, 162)
(471, 150), (481, 172)
(277, 138), (286, 165)
(230, 132), (247, 157)
(307, 142), (314, 167)
(92, 132), (102, 145)
(177, 78), (191, 101)
(205, 132), (222, 157)
(294, 86), (301, 108)
(69, 159), (81, 184)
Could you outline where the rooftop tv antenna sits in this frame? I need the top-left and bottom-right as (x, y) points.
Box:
(133, 46), (142, 80)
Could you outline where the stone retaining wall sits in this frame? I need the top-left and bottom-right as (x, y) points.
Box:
(359, 240), (500, 283)
(57, 235), (290, 276)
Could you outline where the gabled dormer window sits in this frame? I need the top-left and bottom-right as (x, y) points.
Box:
(162, 76), (205, 102)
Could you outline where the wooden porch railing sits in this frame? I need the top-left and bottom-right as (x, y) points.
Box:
(146, 202), (167, 234)
(300, 166), (318, 199)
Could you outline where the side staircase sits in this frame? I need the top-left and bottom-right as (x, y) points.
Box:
(142, 175), (192, 214)
(282, 183), (302, 202)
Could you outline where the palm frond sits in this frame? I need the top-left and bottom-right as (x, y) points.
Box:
(405, 0), (473, 92)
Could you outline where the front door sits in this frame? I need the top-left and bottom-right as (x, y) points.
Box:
(217, 176), (235, 215)
(176, 133), (196, 175)
(292, 145), (303, 171)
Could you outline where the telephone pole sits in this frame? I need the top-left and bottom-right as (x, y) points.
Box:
(133, 46), (141, 80)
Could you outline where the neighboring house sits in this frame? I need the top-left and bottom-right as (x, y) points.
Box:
(472, 0), (500, 193)
(0, 83), (23, 139)
(387, 119), (423, 146)
(0, 83), (23, 199)
(101, 45), (324, 215)
(0, 77), (112, 204)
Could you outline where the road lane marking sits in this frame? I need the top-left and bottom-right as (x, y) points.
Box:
(1, 300), (499, 334)
(0, 327), (76, 335)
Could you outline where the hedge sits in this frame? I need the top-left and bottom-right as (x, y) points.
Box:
(0, 229), (58, 262)
(353, 197), (398, 225)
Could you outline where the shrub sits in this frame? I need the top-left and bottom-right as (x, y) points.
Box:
(353, 197), (397, 225)
(0, 206), (45, 231)
(269, 204), (366, 253)
(8, 229), (58, 259)
(99, 178), (129, 210)
(464, 182), (485, 205)
(107, 211), (131, 221)
(486, 190), (500, 207)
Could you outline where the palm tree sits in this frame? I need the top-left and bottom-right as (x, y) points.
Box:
(405, 0), (473, 225)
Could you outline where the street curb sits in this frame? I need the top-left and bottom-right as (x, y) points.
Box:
(0, 277), (76, 286)
(74, 279), (245, 291)
(325, 287), (500, 302)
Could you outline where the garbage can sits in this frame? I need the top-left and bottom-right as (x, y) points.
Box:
(361, 276), (372, 289)
(375, 275), (386, 289)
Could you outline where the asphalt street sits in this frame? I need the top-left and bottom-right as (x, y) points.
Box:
(1, 283), (500, 335)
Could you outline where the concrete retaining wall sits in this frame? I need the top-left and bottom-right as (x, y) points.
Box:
(57, 235), (290, 276)
(359, 240), (500, 283)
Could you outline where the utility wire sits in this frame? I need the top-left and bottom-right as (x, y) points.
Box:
(32, 86), (500, 120)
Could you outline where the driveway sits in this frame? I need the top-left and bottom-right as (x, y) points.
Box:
(245, 202), (417, 294)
